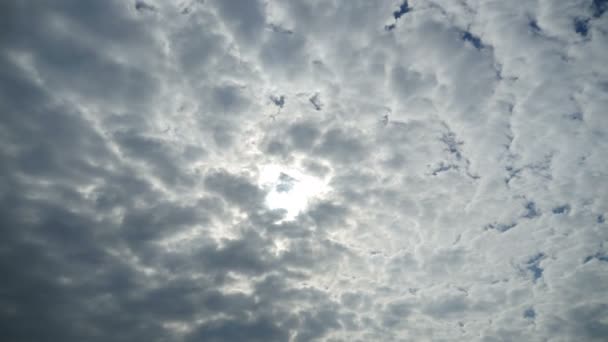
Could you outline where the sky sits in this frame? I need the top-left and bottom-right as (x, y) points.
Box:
(1, 0), (608, 341)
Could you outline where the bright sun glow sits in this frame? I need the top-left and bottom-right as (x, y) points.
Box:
(259, 164), (329, 221)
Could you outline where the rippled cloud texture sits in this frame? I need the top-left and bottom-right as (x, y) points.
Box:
(1, 0), (608, 341)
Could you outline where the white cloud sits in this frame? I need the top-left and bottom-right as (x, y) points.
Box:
(1, 0), (607, 341)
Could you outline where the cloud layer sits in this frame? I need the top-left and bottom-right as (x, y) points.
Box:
(1, 0), (607, 341)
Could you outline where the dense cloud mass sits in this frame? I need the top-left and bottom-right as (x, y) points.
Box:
(1, 0), (607, 341)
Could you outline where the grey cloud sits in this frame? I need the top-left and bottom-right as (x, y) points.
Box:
(211, 0), (266, 45)
(260, 30), (308, 76)
(265, 139), (290, 156)
(547, 304), (608, 341)
(2, 0), (608, 341)
(187, 317), (289, 342)
(422, 294), (469, 319)
(391, 66), (437, 101)
(171, 19), (227, 75)
(198, 231), (275, 275)
(301, 159), (331, 178)
(4, 2), (157, 106)
(307, 201), (349, 229)
(288, 121), (320, 150)
(122, 201), (207, 243)
(113, 131), (189, 185)
(314, 128), (368, 164)
(204, 169), (265, 210)
(211, 84), (250, 114)
(294, 308), (342, 342)
(382, 299), (414, 327)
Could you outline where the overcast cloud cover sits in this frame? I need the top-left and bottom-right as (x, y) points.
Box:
(1, 0), (608, 341)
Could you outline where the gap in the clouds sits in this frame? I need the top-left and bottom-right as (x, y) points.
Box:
(528, 20), (541, 34)
(462, 31), (483, 49)
(309, 93), (322, 111)
(484, 222), (517, 233)
(524, 307), (536, 319)
(258, 164), (330, 222)
(592, 0), (608, 18)
(583, 252), (608, 263)
(574, 18), (590, 37)
(552, 204), (570, 215)
(568, 112), (584, 121)
(523, 201), (540, 219)
(525, 253), (545, 282)
(385, 0), (410, 31)
(393, 1), (410, 19)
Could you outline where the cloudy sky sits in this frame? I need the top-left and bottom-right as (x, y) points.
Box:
(1, 0), (608, 341)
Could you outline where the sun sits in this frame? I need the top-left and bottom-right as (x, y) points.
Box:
(258, 164), (330, 221)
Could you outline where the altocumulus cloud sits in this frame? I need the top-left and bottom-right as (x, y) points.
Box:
(1, 0), (608, 341)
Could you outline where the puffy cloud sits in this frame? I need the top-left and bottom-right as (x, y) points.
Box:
(1, 0), (607, 341)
